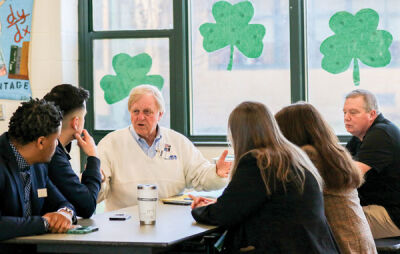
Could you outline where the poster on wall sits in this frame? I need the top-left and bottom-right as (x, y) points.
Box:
(0, 0), (33, 100)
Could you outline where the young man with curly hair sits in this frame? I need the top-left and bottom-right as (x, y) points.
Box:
(0, 99), (76, 242)
(43, 84), (101, 218)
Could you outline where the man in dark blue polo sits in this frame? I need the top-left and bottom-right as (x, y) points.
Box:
(0, 98), (75, 241)
(44, 84), (101, 218)
(344, 89), (400, 239)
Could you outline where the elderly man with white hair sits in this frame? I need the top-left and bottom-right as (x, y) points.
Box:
(97, 85), (230, 212)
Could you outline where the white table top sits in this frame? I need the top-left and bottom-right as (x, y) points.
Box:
(4, 203), (217, 253)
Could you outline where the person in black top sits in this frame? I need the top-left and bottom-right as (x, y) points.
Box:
(0, 99), (75, 241)
(344, 89), (400, 239)
(190, 102), (339, 253)
(44, 84), (101, 218)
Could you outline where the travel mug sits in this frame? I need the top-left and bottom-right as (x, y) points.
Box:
(137, 184), (158, 225)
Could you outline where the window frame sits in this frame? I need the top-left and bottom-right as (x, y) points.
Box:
(78, 0), (351, 145)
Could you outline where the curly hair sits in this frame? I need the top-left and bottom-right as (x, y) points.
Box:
(8, 98), (63, 145)
(43, 84), (89, 116)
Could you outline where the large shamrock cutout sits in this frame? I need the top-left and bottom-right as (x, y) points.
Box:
(199, 1), (266, 71)
(320, 8), (392, 86)
(100, 53), (164, 104)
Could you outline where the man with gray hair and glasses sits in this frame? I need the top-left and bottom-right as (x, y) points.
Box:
(344, 89), (400, 239)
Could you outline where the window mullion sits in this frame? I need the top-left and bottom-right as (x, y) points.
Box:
(289, 0), (308, 102)
(170, 0), (189, 136)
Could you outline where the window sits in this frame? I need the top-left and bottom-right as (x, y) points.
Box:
(307, 0), (400, 135)
(93, 38), (170, 130)
(190, 0), (291, 135)
(92, 0), (173, 31)
(80, 0), (400, 143)
(79, 0), (177, 142)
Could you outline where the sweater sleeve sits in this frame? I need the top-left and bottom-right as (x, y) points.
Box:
(192, 157), (266, 227)
(180, 135), (228, 191)
(97, 136), (113, 203)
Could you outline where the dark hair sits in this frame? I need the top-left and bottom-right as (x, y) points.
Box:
(228, 101), (322, 195)
(43, 84), (89, 116)
(275, 102), (362, 191)
(8, 98), (63, 145)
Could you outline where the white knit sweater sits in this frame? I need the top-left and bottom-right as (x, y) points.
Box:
(97, 126), (228, 211)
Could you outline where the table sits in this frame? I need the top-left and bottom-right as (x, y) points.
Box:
(1, 203), (218, 254)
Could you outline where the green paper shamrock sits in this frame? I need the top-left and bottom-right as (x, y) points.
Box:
(100, 53), (164, 104)
(320, 8), (392, 86)
(199, 1), (266, 71)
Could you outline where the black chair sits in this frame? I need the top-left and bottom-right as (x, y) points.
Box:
(375, 237), (400, 253)
(160, 233), (221, 254)
(202, 232), (222, 254)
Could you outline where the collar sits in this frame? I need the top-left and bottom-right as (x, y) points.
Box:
(359, 113), (385, 141)
(58, 140), (71, 160)
(8, 141), (30, 171)
(371, 113), (384, 127)
(129, 125), (162, 146)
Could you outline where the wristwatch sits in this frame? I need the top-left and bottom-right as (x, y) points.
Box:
(42, 217), (50, 232)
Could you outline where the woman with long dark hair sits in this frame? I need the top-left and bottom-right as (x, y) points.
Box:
(191, 102), (339, 253)
(275, 102), (376, 253)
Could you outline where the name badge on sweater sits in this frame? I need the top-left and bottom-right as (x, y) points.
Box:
(37, 188), (47, 198)
(157, 144), (178, 160)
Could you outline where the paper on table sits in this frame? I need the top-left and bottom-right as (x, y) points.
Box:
(161, 194), (192, 205)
